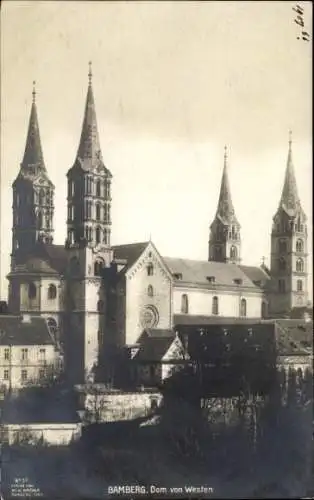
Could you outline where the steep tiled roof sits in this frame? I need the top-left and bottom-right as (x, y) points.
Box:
(0, 316), (56, 346)
(239, 265), (270, 288)
(112, 242), (149, 270)
(164, 257), (257, 288)
(134, 335), (175, 362)
(174, 315), (263, 326)
(9, 244), (67, 277)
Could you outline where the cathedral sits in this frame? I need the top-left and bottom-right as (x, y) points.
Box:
(6, 65), (309, 384)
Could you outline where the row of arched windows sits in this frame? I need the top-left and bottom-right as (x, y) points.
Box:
(278, 257), (304, 273)
(278, 239), (304, 254)
(28, 283), (57, 300)
(278, 278), (304, 293)
(180, 294), (248, 317)
(83, 201), (111, 222)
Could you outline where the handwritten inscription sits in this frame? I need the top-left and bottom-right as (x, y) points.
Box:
(293, 4), (310, 41)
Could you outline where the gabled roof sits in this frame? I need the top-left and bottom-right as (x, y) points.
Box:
(133, 335), (176, 362)
(0, 315), (56, 346)
(164, 257), (257, 289)
(112, 242), (149, 270)
(239, 265), (270, 288)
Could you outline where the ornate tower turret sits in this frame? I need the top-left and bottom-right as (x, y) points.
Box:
(208, 147), (241, 264)
(11, 82), (54, 258)
(269, 132), (308, 317)
(64, 64), (113, 384)
(66, 62), (112, 255)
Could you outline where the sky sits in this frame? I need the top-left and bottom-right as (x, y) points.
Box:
(0, 1), (312, 301)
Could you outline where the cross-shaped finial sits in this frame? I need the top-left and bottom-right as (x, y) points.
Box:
(224, 145), (228, 166)
(32, 81), (36, 103)
(88, 61), (92, 85)
(289, 130), (292, 148)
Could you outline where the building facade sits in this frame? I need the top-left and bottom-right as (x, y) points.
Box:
(6, 67), (310, 384)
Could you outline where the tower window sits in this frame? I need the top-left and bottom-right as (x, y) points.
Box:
(97, 300), (104, 312)
(38, 212), (43, 229)
(28, 283), (37, 300)
(147, 264), (154, 276)
(278, 257), (286, 271)
(68, 181), (74, 197)
(212, 296), (219, 315)
(48, 284), (57, 300)
(278, 279), (286, 292)
(230, 246), (237, 260)
(296, 239), (304, 253)
(103, 229), (108, 245)
(47, 318), (58, 337)
(69, 256), (80, 275)
(279, 239), (287, 253)
(181, 294), (189, 314)
(39, 189), (45, 205)
(296, 258), (304, 273)
(96, 227), (101, 245)
(96, 179), (101, 197)
(296, 216), (302, 232)
(240, 298), (247, 317)
(147, 285), (154, 297)
(96, 204), (101, 221)
(261, 301), (267, 318)
(94, 260), (104, 276)
(297, 280), (303, 292)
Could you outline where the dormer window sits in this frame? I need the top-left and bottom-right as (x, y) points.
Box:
(233, 278), (242, 285)
(173, 273), (183, 280)
(206, 276), (216, 283)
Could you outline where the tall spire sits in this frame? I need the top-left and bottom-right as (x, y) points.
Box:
(279, 130), (300, 213)
(21, 81), (45, 170)
(216, 146), (237, 223)
(76, 62), (103, 169)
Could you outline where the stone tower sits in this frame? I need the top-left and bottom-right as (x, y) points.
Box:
(269, 132), (308, 317)
(64, 64), (113, 384)
(11, 83), (54, 260)
(208, 147), (241, 264)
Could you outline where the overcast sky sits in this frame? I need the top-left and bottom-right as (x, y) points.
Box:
(0, 1), (312, 300)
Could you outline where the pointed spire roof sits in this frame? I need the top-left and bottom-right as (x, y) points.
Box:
(279, 131), (301, 214)
(215, 146), (239, 225)
(75, 62), (103, 170)
(21, 81), (46, 170)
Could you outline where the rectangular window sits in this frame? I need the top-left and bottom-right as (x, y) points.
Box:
(4, 348), (10, 360)
(39, 369), (45, 380)
(21, 369), (27, 381)
(4, 369), (9, 380)
(39, 349), (46, 363)
(21, 348), (28, 361)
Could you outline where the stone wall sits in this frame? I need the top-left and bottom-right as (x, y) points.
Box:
(2, 423), (82, 446)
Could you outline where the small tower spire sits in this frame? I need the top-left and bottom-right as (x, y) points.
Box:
(21, 82), (45, 170)
(88, 61), (92, 86)
(216, 145), (237, 223)
(279, 130), (300, 213)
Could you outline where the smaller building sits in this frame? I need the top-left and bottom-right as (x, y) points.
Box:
(130, 329), (189, 387)
(0, 314), (61, 390)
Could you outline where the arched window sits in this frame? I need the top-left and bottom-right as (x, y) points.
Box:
(47, 317), (58, 337)
(69, 256), (80, 275)
(96, 227), (101, 245)
(38, 212), (43, 229)
(278, 279), (286, 292)
(230, 246), (237, 260)
(279, 239), (287, 253)
(147, 285), (154, 297)
(96, 179), (101, 197)
(181, 294), (189, 314)
(39, 189), (45, 205)
(240, 298), (247, 317)
(147, 264), (154, 276)
(96, 204), (101, 221)
(296, 216), (302, 232)
(97, 300), (104, 312)
(88, 227), (92, 242)
(297, 279), (303, 292)
(103, 229), (108, 244)
(296, 239), (303, 253)
(212, 296), (219, 315)
(68, 181), (74, 197)
(94, 260), (103, 276)
(28, 282), (37, 299)
(48, 284), (57, 300)
(278, 257), (286, 271)
(261, 301), (267, 318)
(296, 258), (304, 272)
